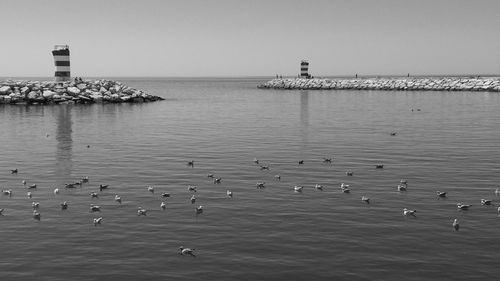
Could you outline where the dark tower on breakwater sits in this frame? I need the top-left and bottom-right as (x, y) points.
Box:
(300, 60), (310, 79)
(52, 45), (70, 82)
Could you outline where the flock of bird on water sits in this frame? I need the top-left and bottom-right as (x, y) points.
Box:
(2, 155), (500, 257)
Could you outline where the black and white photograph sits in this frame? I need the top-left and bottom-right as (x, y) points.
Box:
(1, 0), (500, 280)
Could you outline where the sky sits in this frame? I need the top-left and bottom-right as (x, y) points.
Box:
(1, 0), (499, 77)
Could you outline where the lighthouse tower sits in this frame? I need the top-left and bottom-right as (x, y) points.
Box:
(300, 60), (310, 79)
(52, 45), (71, 82)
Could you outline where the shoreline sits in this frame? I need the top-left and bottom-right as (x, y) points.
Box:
(0, 79), (164, 105)
(258, 77), (500, 92)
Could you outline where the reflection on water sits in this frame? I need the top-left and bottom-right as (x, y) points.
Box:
(300, 91), (309, 150)
(54, 105), (72, 179)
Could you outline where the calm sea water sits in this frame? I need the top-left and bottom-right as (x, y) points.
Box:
(1, 77), (500, 280)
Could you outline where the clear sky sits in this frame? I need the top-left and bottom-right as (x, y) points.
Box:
(1, 0), (499, 77)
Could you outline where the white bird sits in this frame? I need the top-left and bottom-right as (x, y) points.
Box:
(190, 195), (196, 204)
(90, 192), (98, 198)
(196, 206), (203, 215)
(481, 199), (492, 205)
(179, 246), (196, 257)
(147, 186), (154, 193)
(161, 202), (166, 210)
(361, 196), (370, 204)
(226, 190), (233, 198)
(498, 207), (500, 214)
(495, 188), (500, 196)
(453, 219), (459, 231)
(32, 202), (40, 209)
(22, 180), (26, 185)
(187, 185), (197, 192)
(93, 217), (103, 226)
(253, 158), (259, 164)
(403, 208), (417, 217)
(294, 186), (303, 193)
(274, 174), (281, 181)
(256, 182), (265, 189)
(340, 183), (350, 189)
(457, 203), (471, 210)
(2, 189), (12, 197)
(90, 205), (101, 212)
(397, 184), (407, 192)
(260, 165), (270, 170)
(27, 192), (32, 198)
(28, 184), (37, 189)
(341, 187), (350, 193)
(115, 195), (122, 204)
(54, 188), (60, 195)
(213, 178), (222, 184)
(315, 184), (324, 191)
(436, 191), (446, 198)
(33, 210), (41, 221)
(61, 201), (68, 210)
(137, 207), (147, 216)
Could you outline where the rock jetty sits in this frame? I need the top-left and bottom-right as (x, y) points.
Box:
(258, 77), (500, 92)
(0, 79), (164, 105)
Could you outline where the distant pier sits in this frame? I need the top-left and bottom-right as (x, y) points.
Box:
(258, 77), (500, 92)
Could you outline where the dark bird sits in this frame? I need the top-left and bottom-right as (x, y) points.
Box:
(61, 201), (68, 210)
(437, 191), (447, 198)
(375, 164), (384, 169)
(179, 246), (196, 257)
(187, 161), (194, 167)
(161, 193), (171, 198)
(298, 160), (304, 165)
(323, 158), (332, 163)
(99, 184), (109, 192)
(11, 169), (18, 174)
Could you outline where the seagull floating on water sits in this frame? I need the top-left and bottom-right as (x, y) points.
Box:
(187, 161), (194, 167)
(195, 206), (203, 215)
(294, 186), (303, 193)
(90, 205), (101, 212)
(346, 171), (353, 176)
(403, 208), (417, 217)
(161, 192), (171, 198)
(81, 176), (89, 183)
(226, 190), (233, 198)
(179, 246), (196, 257)
(274, 174), (281, 181)
(147, 186), (154, 193)
(436, 191), (446, 198)
(298, 160), (304, 165)
(457, 203), (471, 210)
(0, 208), (4, 216)
(190, 195), (196, 204)
(253, 158), (259, 164)
(362, 196), (370, 204)
(93, 217), (103, 226)
(22, 180), (26, 185)
(32, 202), (40, 209)
(256, 182), (265, 189)
(323, 157), (332, 163)
(453, 219), (459, 231)
(397, 184), (407, 192)
(187, 185), (197, 192)
(137, 207), (147, 216)
(207, 174), (214, 178)
(28, 184), (37, 189)
(11, 169), (18, 174)
(481, 199), (492, 206)
(213, 178), (222, 184)
(61, 201), (68, 210)
(2, 189), (12, 197)
(90, 192), (99, 198)
(33, 210), (41, 221)
(99, 184), (109, 192)
(54, 188), (60, 195)
(161, 202), (166, 210)
(27, 192), (32, 198)
(375, 164), (384, 169)
(400, 179), (408, 185)
(260, 165), (270, 170)
(114, 195), (122, 204)
(315, 184), (324, 191)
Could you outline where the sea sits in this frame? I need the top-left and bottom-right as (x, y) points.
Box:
(1, 77), (500, 280)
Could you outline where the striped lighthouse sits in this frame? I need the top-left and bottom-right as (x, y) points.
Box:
(52, 45), (70, 82)
(300, 60), (310, 79)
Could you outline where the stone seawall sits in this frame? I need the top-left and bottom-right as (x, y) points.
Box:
(258, 77), (500, 92)
(0, 79), (164, 105)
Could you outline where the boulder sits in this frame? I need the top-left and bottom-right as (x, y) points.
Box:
(43, 90), (56, 98)
(76, 83), (87, 90)
(67, 86), (81, 95)
(0, 85), (11, 95)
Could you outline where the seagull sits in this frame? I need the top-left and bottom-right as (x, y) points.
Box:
(397, 184), (407, 192)
(495, 188), (500, 196)
(346, 171), (353, 176)
(179, 246), (196, 257)
(298, 160), (304, 165)
(2, 189), (12, 197)
(253, 158), (259, 164)
(161, 202), (166, 210)
(64, 183), (76, 189)
(453, 219), (459, 231)
(90, 205), (101, 212)
(260, 165), (270, 170)
(340, 183), (350, 189)
(375, 164), (384, 169)
(323, 158), (332, 163)
(341, 187), (350, 193)
(436, 191), (446, 198)
(54, 188), (60, 195)
(81, 176), (89, 183)
(93, 217), (103, 226)
(256, 182), (265, 189)
(28, 184), (37, 189)
(457, 203), (471, 210)
(400, 179), (408, 185)
(195, 206), (203, 215)
(361, 196), (370, 204)
(390, 132), (397, 136)
(161, 192), (170, 198)
(294, 186), (303, 193)
(61, 201), (68, 210)
(226, 190), (233, 198)
(213, 178), (222, 184)
(11, 169), (18, 174)
(32, 202), (40, 209)
(90, 192), (99, 198)
(0, 208), (4, 216)
(403, 208), (417, 217)
(27, 192), (32, 198)
(22, 180), (26, 185)
(274, 175), (281, 181)
(481, 199), (492, 205)
(207, 174), (214, 178)
(315, 184), (324, 191)
(114, 195), (122, 204)
(190, 195), (196, 204)
(99, 184), (109, 192)
(187, 161), (194, 167)
(187, 185), (197, 192)
(137, 207), (147, 216)
(498, 207), (500, 214)
(33, 210), (41, 221)
(147, 186), (154, 193)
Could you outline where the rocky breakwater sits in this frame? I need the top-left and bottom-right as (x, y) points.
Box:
(0, 79), (164, 105)
(258, 77), (500, 92)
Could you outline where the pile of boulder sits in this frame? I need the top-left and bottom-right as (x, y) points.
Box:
(0, 79), (164, 105)
(258, 77), (500, 92)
